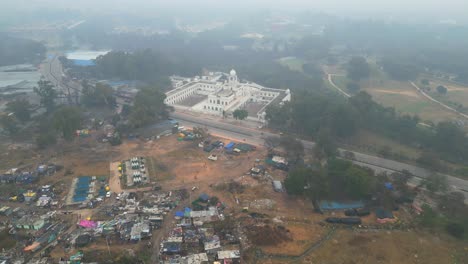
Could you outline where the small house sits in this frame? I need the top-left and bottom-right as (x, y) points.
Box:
(15, 216), (45, 230)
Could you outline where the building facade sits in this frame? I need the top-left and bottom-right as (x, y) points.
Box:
(165, 69), (291, 123)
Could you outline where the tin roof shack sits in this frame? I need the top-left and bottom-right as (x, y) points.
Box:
(203, 236), (221, 254)
(16, 172), (38, 185)
(181, 253), (209, 264)
(375, 208), (397, 224)
(36, 196), (52, 207)
(183, 228), (201, 248)
(191, 207), (219, 225)
(272, 181), (283, 192)
(271, 156), (288, 170)
(15, 215), (45, 230)
(130, 221), (151, 241)
(0, 206), (12, 216)
(23, 190), (37, 203)
(217, 250), (241, 263)
(162, 242), (182, 255)
(250, 165), (265, 176)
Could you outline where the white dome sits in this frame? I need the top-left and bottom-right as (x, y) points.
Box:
(230, 69), (237, 76)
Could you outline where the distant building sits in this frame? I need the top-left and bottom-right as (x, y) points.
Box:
(165, 69), (291, 123)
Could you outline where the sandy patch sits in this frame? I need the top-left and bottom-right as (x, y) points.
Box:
(373, 89), (420, 98)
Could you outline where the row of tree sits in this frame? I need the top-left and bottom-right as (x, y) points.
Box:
(285, 159), (377, 201)
(266, 90), (468, 164)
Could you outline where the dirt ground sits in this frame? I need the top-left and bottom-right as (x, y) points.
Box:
(373, 89), (420, 98)
(106, 135), (267, 197)
(262, 229), (468, 264)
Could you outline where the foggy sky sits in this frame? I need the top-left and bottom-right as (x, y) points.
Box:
(5, 0), (467, 18)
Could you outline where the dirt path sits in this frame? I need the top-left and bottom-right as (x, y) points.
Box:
(150, 201), (187, 263)
(327, 74), (350, 98)
(410, 81), (468, 119)
(108, 162), (122, 193)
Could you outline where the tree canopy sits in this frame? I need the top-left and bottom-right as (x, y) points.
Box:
(129, 86), (169, 128)
(53, 106), (82, 141)
(5, 99), (33, 122)
(233, 109), (248, 120)
(34, 80), (58, 114)
(81, 82), (116, 108)
(347, 56), (370, 81)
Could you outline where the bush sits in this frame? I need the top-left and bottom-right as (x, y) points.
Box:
(445, 222), (465, 239)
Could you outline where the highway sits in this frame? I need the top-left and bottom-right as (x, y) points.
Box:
(170, 111), (468, 202)
(39, 53), (82, 103)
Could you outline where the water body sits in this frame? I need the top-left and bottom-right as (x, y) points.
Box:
(0, 64), (41, 94)
(66, 50), (111, 66)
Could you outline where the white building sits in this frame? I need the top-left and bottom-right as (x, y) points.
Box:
(165, 69), (291, 123)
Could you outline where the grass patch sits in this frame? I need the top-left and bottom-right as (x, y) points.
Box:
(147, 157), (174, 181)
(277, 57), (305, 72)
(343, 129), (420, 160)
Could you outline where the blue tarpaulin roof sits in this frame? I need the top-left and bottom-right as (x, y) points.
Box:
(184, 207), (191, 217)
(319, 200), (364, 210)
(199, 193), (209, 201)
(385, 182), (394, 190)
(175, 211), (184, 217)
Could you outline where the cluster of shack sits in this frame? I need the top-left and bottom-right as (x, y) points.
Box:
(160, 193), (241, 264)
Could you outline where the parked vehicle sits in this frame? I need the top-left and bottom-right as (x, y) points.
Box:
(208, 154), (218, 161)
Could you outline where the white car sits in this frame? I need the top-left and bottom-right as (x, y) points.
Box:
(208, 154), (218, 161)
(106, 192), (112, 198)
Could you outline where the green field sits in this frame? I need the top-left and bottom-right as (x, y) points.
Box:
(277, 57), (305, 72)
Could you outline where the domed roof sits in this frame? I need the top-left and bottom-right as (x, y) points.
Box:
(230, 69), (237, 76)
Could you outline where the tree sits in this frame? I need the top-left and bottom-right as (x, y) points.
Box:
(421, 79), (430, 86)
(265, 103), (290, 129)
(391, 170), (412, 195)
(34, 80), (57, 113)
(5, 99), (33, 122)
(279, 136), (304, 164)
(347, 56), (370, 81)
(422, 173), (448, 194)
(438, 192), (466, 217)
(53, 106), (82, 141)
(233, 109), (248, 120)
(264, 136), (281, 150)
(380, 57), (420, 81)
(344, 166), (374, 199)
(0, 114), (18, 135)
(129, 86), (168, 128)
(315, 128), (336, 159)
(416, 151), (441, 170)
(81, 82), (116, 108)
(305, 169), (329, 201)
(446, 222), (465, 239)
(35, 115), (57, 148)
(193, 126), (209, 139)
(418, 204), (438, 228)
(436, 85), (447, 94)
(284, 167), (309, 195)
(346, 82), (361, 93)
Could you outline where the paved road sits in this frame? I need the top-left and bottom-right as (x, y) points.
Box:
(40, 53), (82, 103)
(170, 111), (468, 202)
